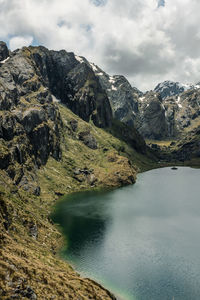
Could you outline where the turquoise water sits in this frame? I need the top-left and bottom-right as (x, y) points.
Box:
(52, 167), (200, 300)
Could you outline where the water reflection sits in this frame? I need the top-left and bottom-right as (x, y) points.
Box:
(53, 190), (112, 255)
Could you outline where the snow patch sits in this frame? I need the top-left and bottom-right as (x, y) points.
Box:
(109, 76), (115, 84)
(111, 85), (117, 91)
(75, 55), (84, 64)
(52, 95), (60, 103)
(176, 96), (183, 108)
(0, 57), (10, 64)
(89, 62), (98, 72)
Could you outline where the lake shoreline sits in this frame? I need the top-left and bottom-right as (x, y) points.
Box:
(52, 166), (200, 300)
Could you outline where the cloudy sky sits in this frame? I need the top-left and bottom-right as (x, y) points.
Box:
(0, 0), (200, 91)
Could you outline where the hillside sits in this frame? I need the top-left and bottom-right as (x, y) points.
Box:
(1, 41), (200, 299)
(0, 42), (156, 299)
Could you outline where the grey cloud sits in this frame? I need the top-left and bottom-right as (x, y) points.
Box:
(0, 0), (200, 90)
(103, 40), (174, 76)
(107, 0), (148, 19)
(167, 23), (200, 59)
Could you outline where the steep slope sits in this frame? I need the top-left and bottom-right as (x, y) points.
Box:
(0, 42), (155, 299)
(1, 101), (153, 299)
(87, 62), (141, 126)
(136, 91), (168, 139)
(135, 86), (200, 141)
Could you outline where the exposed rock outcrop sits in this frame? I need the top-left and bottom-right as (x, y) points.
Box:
(137, 91), (168, 139)
(78, 130), (98, 149)
(0, 45), (62, 194)
(0, 41), (9, 62)
(134, 85), (200, 140)
(0, 42), (149, 195)
(88, 62), (141, 127)
(30, 47), (113, 128)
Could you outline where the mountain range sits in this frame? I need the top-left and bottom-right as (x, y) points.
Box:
(0, 41), (200, 299)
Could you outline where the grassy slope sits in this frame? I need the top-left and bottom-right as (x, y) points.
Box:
(0, 103), (156, 300)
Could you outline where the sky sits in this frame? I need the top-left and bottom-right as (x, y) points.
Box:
(0, 0), (200, 91)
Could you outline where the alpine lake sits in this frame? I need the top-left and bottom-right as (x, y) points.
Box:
(52, 167), (200, 300)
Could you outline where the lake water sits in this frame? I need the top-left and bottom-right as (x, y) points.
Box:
(52, 167), (200, 300)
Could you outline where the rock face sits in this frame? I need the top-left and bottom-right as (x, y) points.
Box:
(30, 48), (113, 128)
(88, 62), (141, 127)
(0, 42), (147, 194)
(0, 43), (116, 194)
(137, 91), (167, 139)
(134, 84), (200, 140)
(158, 88), (200, 138)
(78, 130), (98, 149)
(154, 80), (200, 99)
(0, 45), (62, 194)
(0, 41), (9, 62)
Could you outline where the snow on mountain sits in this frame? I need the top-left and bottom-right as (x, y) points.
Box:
(154, 80), (200, 99)
(86, 61), (141, 126)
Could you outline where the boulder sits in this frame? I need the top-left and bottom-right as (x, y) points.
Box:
(78, 130), (98, 149)
(69, 119), (78, 132)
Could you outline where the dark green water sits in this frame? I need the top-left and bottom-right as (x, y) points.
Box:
(52, 167), (200, 300)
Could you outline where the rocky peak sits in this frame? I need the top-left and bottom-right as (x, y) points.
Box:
(29, 46), (112, 128)
(0, 41), (9, 62)
(87, 62), (141, 127)
(154, 80), (199, 99)
(0, 42), (148, 195)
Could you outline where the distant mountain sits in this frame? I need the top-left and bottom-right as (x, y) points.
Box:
(154, 80), (200, 99)
(136, 85), (200, 140)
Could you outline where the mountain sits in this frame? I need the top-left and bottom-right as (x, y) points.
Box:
(154, 80), (200, 99)
(87, 61), (142, 126)
(136, 86), (200, 140)
(1, 41), (200, 299)
(0, 42), (155, 299)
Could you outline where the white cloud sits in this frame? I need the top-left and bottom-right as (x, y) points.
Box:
(0, 0), (200, 90)
(9, 36), (33, 51)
